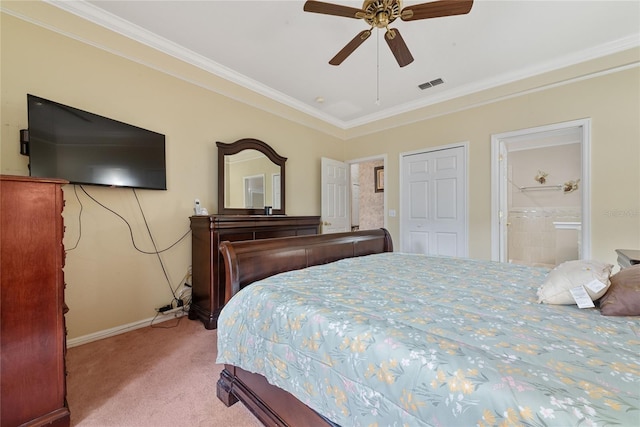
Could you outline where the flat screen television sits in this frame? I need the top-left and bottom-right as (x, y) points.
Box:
(27, 94), (167, 190)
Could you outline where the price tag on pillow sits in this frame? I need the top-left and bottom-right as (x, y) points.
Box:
(570, 285), (595, 308)
(585, 279), (606, 293)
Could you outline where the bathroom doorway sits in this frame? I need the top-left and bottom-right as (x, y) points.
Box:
(349, 156), (386, 232)
(491, 119), (591, 266)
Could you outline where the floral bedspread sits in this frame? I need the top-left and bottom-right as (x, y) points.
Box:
(216, 252), (640, 427)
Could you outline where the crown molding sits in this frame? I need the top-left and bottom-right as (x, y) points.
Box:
(20, 1), (640, 135)
(42, 0), (347, 128)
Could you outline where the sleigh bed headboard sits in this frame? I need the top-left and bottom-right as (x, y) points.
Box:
(219, 228), (393, 303)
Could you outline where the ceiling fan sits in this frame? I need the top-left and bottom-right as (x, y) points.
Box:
(303, 0), (474, 67)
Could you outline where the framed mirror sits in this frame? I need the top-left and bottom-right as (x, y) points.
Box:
(217, 138), (286, 215)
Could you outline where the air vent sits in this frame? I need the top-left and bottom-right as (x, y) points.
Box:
(419, 78), (445, 90)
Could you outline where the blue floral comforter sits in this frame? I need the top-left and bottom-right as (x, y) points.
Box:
(216, 252), (640, 426)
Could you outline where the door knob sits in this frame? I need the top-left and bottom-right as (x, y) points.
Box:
(323, 221), (332, 226)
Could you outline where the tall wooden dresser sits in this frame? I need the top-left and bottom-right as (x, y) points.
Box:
(189, 215), (321, 329)
(1, 175), (70, 427)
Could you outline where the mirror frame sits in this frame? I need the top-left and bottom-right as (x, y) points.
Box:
(217, 138), (287, 215)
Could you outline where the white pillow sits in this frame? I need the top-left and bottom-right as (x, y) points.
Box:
(537, 260), (613, 305)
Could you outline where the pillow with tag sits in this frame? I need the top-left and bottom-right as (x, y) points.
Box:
(599, 264), (640, 316)
(537, 259), (613, 305)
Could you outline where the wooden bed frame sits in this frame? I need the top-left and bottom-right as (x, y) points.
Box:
(216, 228), (393, 426)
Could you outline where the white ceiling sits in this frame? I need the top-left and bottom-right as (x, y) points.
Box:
(50, 0), (640, 129)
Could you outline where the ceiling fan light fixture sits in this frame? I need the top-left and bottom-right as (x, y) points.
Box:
(363, 0), (402, 28)
(303, 0), (473, 67)
(385, 28), (397, 40)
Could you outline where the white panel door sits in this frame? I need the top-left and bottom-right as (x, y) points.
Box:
(272, 173), (281, 209)
(321, 157), (350, 234)
(401, 146), (467, 256)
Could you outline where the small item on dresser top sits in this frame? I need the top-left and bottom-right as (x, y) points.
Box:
(264, 206), (272, 215)
(194, 198), (204, 215)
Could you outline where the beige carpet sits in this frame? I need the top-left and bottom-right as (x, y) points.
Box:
(66, 315), (263, 426)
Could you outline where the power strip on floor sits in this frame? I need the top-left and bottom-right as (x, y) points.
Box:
(158, 307), (185, 316)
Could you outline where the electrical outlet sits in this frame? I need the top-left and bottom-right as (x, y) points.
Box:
(157, 304), (172, 313)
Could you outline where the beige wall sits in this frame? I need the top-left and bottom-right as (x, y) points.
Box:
(1, 10), (343, 339)
(2, 3), (639, 340)
(344, 67), (640, 263)
(509, 144), (582, 209)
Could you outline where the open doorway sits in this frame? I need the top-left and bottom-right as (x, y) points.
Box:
(320, 155), (386, 234)
(491, 119), (591, 265)
(350, 159), (385, 231)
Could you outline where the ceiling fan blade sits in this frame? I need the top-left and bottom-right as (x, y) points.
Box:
(329, 30), (371, 66)
(401, 0), (473, 21)
(304, 1), (364, 19)
(385, 28), (414, 67)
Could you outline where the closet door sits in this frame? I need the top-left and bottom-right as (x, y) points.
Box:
(400, 145), (467, 257)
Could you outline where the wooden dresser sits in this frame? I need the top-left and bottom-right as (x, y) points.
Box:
(0, 175), (70, 427)
(189, 215), (321, 329)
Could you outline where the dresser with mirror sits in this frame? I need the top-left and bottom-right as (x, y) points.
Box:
(189, 138), (320, 329)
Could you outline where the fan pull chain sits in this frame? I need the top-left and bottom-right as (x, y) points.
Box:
(376, 28), (381, 106)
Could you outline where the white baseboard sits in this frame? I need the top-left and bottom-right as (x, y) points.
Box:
(67, 309), (188, 348)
